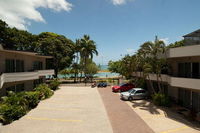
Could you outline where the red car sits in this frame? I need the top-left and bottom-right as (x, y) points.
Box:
(112, 83), (135, 92)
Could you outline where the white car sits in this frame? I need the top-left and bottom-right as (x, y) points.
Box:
(120, 88), (148, 101)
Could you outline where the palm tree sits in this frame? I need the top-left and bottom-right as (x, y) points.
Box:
(139, 36), (166, 93)
(79, 35), (98, 82)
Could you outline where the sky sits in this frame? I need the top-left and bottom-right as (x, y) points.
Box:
(1, 0), (200, 65)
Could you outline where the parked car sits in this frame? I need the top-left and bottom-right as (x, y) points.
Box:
(112, 83), (135, 92)
(120, 88), (148, 101)
(97, 82), (108, 88)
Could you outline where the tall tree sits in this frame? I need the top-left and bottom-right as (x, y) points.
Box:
(79, 35), (98, 79)
(37, 32), (75, 77)
(0, 19), (37, 50)
(139, 37), (166, 93)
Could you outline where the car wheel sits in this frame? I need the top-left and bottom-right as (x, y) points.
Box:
(128, 97), (133, 101)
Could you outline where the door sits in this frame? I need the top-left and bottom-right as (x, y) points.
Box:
(192, 62), (199, 78)
(16, 60), (24, 72)
(134, 90), (142, 99)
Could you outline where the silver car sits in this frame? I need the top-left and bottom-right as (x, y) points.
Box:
(120, 88), (148, 101)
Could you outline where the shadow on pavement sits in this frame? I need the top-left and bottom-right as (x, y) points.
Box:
(130, 100), (200, 131)
(131, 100), (160, 115)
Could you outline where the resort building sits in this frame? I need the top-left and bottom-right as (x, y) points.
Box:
(0, 45), (54, 96)
(133, 29), (200, 116)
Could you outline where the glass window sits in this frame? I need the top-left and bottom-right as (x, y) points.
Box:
(178, 88), (191, 109)
(33, 61), (43, 70)
(5, 59), (15, 73)
(16, 60), (24, 72)
(192, 62), (200, 79)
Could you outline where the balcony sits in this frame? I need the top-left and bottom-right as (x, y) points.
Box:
(166, 44), (200, 58)
(169, 77), (200, 90)
(132, 72), (169, 82)
(0, 69), (54, 88)
(133, 72), (200, 90)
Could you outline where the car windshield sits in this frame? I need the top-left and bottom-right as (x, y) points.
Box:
(128, 89), (135, 93)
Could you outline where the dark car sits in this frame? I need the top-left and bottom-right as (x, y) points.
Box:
(112, 83), (135, 92)
(97, 82), (107, 88)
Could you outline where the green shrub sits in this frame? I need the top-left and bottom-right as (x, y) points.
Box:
(34, 84), (54, 100)
(135, 78), (146, 88)
(0, 104), (27, 124)
(0, 83), (55, 125)
(49, 79), (61, 91)
(152, 93), (171, 107)
(24, 92), (40, 109)
(1, 92), (28, 109)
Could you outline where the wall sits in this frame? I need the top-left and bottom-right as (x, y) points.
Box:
(0, 51), (46, 73)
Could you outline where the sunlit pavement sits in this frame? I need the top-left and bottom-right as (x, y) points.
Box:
(98, 87), (154, 133)
(125, 100), (200, 133)
(0, 85), (113, 133)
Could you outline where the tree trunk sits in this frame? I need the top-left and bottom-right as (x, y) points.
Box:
(54, 68), (58, 78)
(156, 74), (162, 93)
(80, 71), (82, 82)
(74, 73), (76, 83)
(84, 57), (87, 86)
(147, 75), (155, 94)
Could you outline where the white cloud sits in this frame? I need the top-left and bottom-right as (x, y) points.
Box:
(126, 48), (136, 55)
(111, 0), (134, 5)
(0, 0), (72, 30)
(160, 38), (169, 44)
(112, 0), (126, 5)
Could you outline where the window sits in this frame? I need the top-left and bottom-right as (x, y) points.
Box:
(192, 92), (200, 113)
(185, 63), (191, 78)
(34, 78), (43, 88)
(5, 59), (15, 73)
(16, 60), (24, 72)
(192, 62), (200, 79)
(178, 63), (192, 78)
(6, 83), (25, 94)
(136, 90), (145, 94)
(33, 61), (43, 70)
(5, 59), (24, 73)
(178, 88), (191, 109)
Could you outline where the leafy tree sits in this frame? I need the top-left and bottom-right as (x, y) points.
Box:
(167, 40), (184, 48)
(85, 59), (99, 81)
(135, 37), (167, 93)
(59, 69), (71, 79)
(37, 32), (75, 77)
(108, 60), (122, 74)
(0, 19), (37, 50)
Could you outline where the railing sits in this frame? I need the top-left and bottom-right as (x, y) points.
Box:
(0, 69), (54, 88)
(133, 72), (200, 90)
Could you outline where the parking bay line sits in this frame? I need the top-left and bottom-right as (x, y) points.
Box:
(160, 126), (189, 133)
(26, 116), (83, 123)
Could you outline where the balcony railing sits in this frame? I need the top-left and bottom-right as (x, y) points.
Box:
(0, 69), (54, 88)
(133, 72), (200, 90)
(166, 44), (200, 58)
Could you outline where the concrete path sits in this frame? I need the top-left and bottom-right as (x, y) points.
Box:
(0, 85), (113, 133)
(98, 87), (154, 133)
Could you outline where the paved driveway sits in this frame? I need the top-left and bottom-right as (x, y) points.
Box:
(0, 85), (113, 133)
(98, 87), (154, 133)
(126, 100), (200, 133)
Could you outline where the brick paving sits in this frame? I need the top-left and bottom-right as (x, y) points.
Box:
(98, 87), (154, 133)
